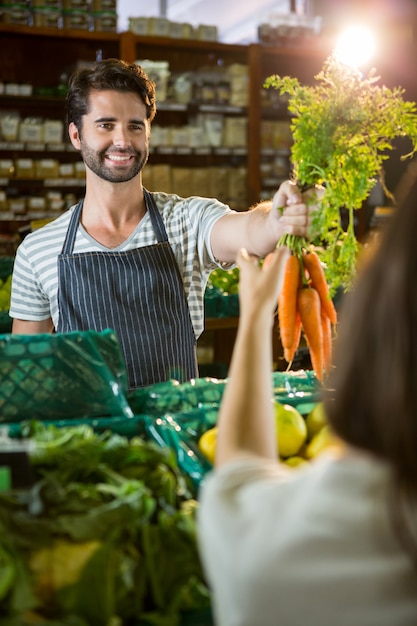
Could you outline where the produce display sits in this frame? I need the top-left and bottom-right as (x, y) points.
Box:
(0, 327), (327, 625)
(0, 422), (212, 625)
(197, 399), (338, 469)
(204, 267), (239, 318)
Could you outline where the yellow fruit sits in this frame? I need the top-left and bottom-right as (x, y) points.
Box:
(198, 427), (217, 464)
(30, 539), (101, 601)
(306, 402), (328, 441)
(305, 425), (337, 459)
(0, 290), (10, 311)
(274, 401), (307, 458)
(284, 455), (308, 468)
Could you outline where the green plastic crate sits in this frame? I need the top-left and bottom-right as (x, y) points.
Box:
(0, 329), (133, 422)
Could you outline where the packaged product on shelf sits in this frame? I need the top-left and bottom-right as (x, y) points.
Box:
(196, 24), (218, 41)
(91, 0), (117, 9)
(0, 112), (20, 142)
(0, 159), (14, 178)
(46, 190), (65, 211)
(200, 76), (217, 104)
(62, 0), (90, 9)
(1, 4), (31, 25)
(188, 124), (206, 149)
(19, 117), (43, 144)
(135, 59), (170, 103)
(147, 16), (170, 37)
(18, 83), (32, 96)
(43, 119), (64, 144)
(3, 83), (19, 96)
(128, 16), (149, 36)
(223, 117), (247, 148)
(170, 125), (190, 148)
(92, 10), (117, 32)
(226, 63), (249, 108)
(169, 20), (193, 39)
(35, 158), (60, 179)
(27, 196), (47, 213)
(62, 8), (91, 30)
(168, 20), (182, 38)
(216, 79), (231, 105)
(9, 197), (26, 214)
(150, 125), (171, 148)
(15, 158), (35, 179)
(172, 72), (193, 105)
(32, 6), (63, 28)
(59, 162), (75, 178)
(203, 114), (223, 148)
(180, 21), (194, 38)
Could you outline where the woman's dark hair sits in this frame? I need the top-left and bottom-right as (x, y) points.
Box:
(66, 58), (157, 131)
(324, 177), (417, 563)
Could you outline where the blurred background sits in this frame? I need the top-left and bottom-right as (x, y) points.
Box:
(117, 0), (417, 44)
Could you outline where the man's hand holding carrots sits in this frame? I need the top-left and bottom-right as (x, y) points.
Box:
(271, 181), (323, 241)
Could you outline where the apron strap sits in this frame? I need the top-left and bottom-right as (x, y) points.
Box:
(62, 200), (83, 255)
(144, 189), (169, 244)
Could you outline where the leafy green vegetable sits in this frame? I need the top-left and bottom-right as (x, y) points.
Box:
(0, 423), (211, 625)
(265, 53), (417, 293)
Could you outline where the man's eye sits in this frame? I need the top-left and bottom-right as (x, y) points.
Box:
(130, 125), (143, 131)
(99, 123), (113, 130)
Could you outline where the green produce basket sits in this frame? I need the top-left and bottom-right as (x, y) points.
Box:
(0, 329), (133, 422)
(272, 369), (321, 415)
(127, 376), (226, 415)
(204, 285), (239, 318)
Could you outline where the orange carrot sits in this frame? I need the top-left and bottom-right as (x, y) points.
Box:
(278, 254), (301, 359)
(297, 286), (324, 381)
(302, 251), (337, 325)
(321, 308), (332, 373)
(284, 311), (301, 365)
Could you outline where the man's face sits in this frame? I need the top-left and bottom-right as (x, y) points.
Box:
(69, 89), (150, 183)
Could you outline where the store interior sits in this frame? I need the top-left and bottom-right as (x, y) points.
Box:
(1, 3), (417, 622)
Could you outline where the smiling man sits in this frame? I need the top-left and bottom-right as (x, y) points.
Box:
(9, 58), (315, 390)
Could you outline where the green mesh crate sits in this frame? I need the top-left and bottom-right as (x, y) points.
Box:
(0, 329), (133, 422)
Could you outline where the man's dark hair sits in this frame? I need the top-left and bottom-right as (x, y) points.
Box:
(66, 58), (157, 131)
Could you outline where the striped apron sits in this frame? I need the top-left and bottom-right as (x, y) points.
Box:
(56, 190), (198, 390)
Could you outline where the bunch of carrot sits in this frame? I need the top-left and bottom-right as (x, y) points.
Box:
(278, 246), (337, 382)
